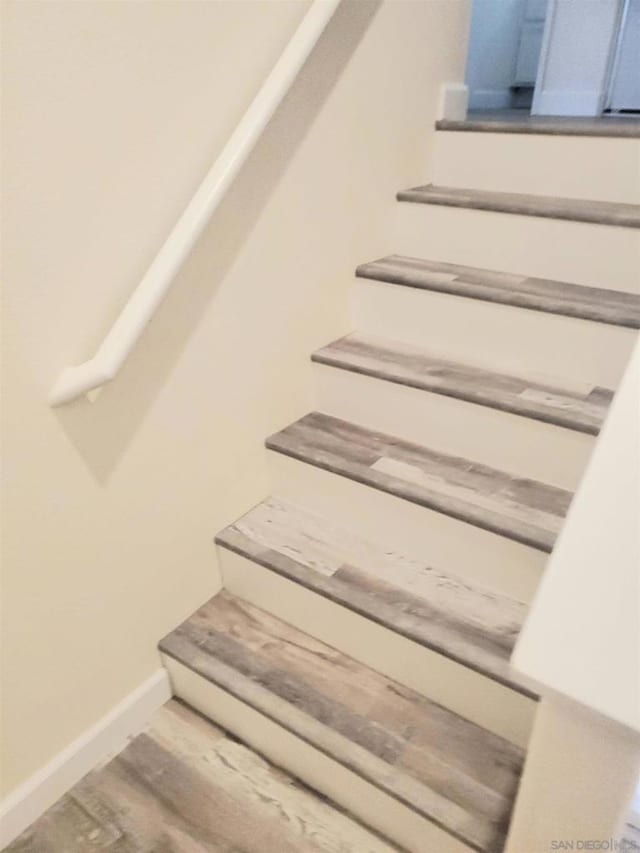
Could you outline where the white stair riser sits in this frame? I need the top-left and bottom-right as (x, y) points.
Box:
(433, 132), (640, 205)
(392, 203), (640, 293)
(352, 279), (638, 389)
(163, 655), (474, 853)
(313, 363), (594, 491)
(267, 450), (547, 603)
(218, 547), (536, 748)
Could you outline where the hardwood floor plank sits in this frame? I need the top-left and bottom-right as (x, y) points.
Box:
(162, 628), (491, 851)
(4, 796), (128, 853)
(151, 704), (396, 853)
(8, 701), (397, 853)
(215, 497), (533, 695)
(436, 112), (640, 138)
(356, 254), (640, 327)
(312, 333), (612, 434)
(266, 413), (572, 552)
(160, 593), (525, 852)
(396, 184), (640, 228)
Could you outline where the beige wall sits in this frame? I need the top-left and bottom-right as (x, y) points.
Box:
(0, 0), (469, 797)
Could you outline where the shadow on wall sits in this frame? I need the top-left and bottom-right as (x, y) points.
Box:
(52, 0), (382, 485)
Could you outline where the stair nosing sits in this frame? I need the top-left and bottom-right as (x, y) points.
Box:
(267, 438), (554, 552)
(355, 254), (640, 329)
(396, 183), (640, 229)
(435, 117), (640, 139)
(215, 526), (538, 700)
(160, 595), (523, 853)
(266, 415), (566, 553)
(159, 640), (492, 853)
(312, 337), (608, 436)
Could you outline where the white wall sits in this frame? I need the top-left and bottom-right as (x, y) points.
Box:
(0, 0), (310, 798)
(466, 0), (524, 109)
(0, 0), (470, 800)
(512, 341), (640, 733)
(533, 0), (621, 115)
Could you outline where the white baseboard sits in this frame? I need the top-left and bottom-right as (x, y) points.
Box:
(532, 89), (602, 116)
(467, 88), (512, 111)
(0, 668), (171, 850)
(437, 82), (469, 120)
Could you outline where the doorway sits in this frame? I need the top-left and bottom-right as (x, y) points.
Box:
(465, 0), (549, 113)
(465, 0), (640, 119)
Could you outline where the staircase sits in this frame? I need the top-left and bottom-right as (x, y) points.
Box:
(159, 120), (640, 852)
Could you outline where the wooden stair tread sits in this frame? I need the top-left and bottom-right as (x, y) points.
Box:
(396, 183), (640, 228)
(356, 254), (640, 328)
(216, 496), (534, 697)
(436, 114), (640, 139)
(313, 333), (613, 435)
(266, 412), (572, 553)
(160, 592), (525, 853)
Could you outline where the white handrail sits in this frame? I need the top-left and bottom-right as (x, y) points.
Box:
(49, 0), (341, 406)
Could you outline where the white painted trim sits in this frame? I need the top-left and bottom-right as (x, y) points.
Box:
(48, 0), (341, 407)
(0, 669), (171, 848)
(437, 82), (469, 120)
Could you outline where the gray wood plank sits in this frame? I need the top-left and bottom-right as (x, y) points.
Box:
(436, 111), (640, 138)
(216, 496), (535, 697)
(7, 700), (396, 853)
(356, 254), (640, 328)
(266, 412), (572, 552)
(313, 333), (613, 435)
(396, 184), (640, 228)
(159, 593), (525, 853)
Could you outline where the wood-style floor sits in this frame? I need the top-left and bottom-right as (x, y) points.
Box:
(312, 332), (613, 434)
(396, 184), (640, 228)
(160, 593), (525, 853)
(266, 412), (572, 552)
(7, 700), (397, 853)
(356, 255), (640, 329)
(216, 496), (532, 694)
(437, 110), (640, 138)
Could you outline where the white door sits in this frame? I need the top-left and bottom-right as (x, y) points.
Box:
(608, 0), (640, 111)
(514, 0), (549, 86)
(533, 0), (627, 116)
